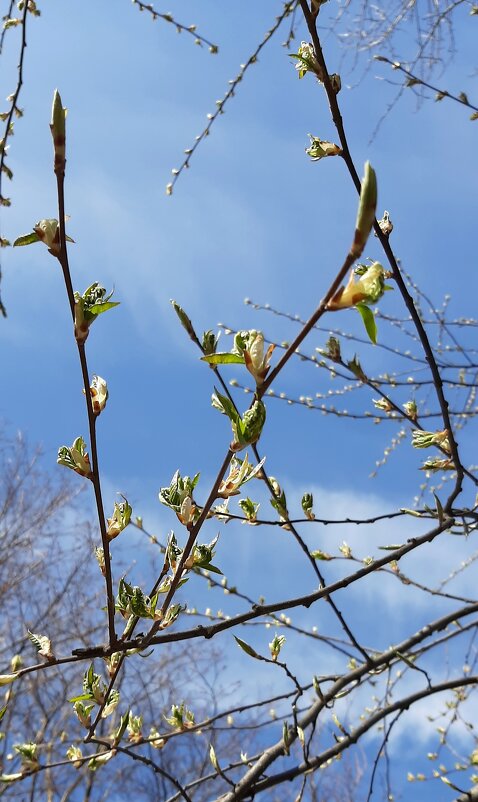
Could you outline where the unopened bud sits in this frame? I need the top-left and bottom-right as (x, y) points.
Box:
(50, 90), (66, 175)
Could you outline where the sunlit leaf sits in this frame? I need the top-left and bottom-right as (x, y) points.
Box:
(356, 303), (378, 344)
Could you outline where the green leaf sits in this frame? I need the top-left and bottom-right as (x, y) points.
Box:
(0, 706), (6, 723)
(13, 232), (40, 247)
(201, 353), (245, 366)
(202, 563), (223, 575)
(89, 301), (120, 316)
(68, 693), (93, 703)
(378, 544), (404, 550)
(234, 636), (259, 659)
(356, 303), (377, 344)
(213, 389), (239, 423)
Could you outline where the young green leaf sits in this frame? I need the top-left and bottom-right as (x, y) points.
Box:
(234, 636), (259, 659)
(13, 232), (40, 247)
(171, 300), (197, 341)
(356, 303), (378, 344)
(202, 353), (245, 366)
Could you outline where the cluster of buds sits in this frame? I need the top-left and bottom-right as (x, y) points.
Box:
(233, 330), (275, 386)
(95, 546), (106, 576)
(66, 745), (83, 770)
(87, 375), (108, 416)
(127, 712), (143, 744)
(148, 727), (166, 749)
(13, 743), (39, 774)
(106, 498), (132, 541)
(377, 209), (394, 237)
(269, 634), (286, 661)
(269, 477), (289, 525)
(372, 397), (394, 414)
(158, 603), (183, 630)
(412, 429), (451, 453)
(306, 134), (342, 161)
(238, 497), (260, 524)
(159, 471), (200, 528)
(164, 703), (195, 731)
(301, 493), (315, 520)
(74, 283), (119, 344)
(115, 577), (161, 620)
(73, 701), (94, 728)
(184, 534), (221, 574)
(327, 262), (387, 311)
(403, 400), (418, 421)
(57, 436), (92, 479)
(115, 573), (186, 631)
(162, 532), (222, 581)
(202, 329), (274, 387)
(13, 218), (74, 257)
(202, 329), (220, 355)
(217, 453), (265, 498)
(211, 498), (231, 522)
(291, 42), (341, 92)
(420, 457), (454, 472)
(103, 651), (122, 678)
(212, 390), (266, 451)
(322, 336), (341, 363)
(28, 630), (54, 662)
(70, 664), (120, 722)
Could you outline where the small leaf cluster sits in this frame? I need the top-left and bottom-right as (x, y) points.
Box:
(164, 702), (195, 731)
(74, 283), (119, 343)
(106, 498), (132, 541)
(212, 390), (266, 451)
(57, 436), (91, 479)
(159, 470), (200, 527)
(69, 664), (119, 727)
(115, 577), (161, 621)
(203, 329), (274, 386)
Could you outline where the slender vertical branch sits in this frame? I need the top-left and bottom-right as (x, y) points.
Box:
(53, 101), (116, 647)
(0, 0), (29, 316)
(297, 0), (464, 510)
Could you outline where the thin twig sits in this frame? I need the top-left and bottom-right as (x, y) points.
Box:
(0, 0), (29, 315)
(166, 1), (297, 194)
(131, 0), (218, 52)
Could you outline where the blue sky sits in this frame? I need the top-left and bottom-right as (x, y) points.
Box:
(1, 1), (477, 799)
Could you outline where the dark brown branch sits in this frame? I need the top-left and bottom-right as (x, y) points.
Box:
(131, 0), (218, 51)
(218, 674), (478, 800)
(375, 55), (478, 115)
(298, 0), (465, 511)
(55, 159), (116, 646)
(168, 1), (297, 193)
(0, 0), (29, 316)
